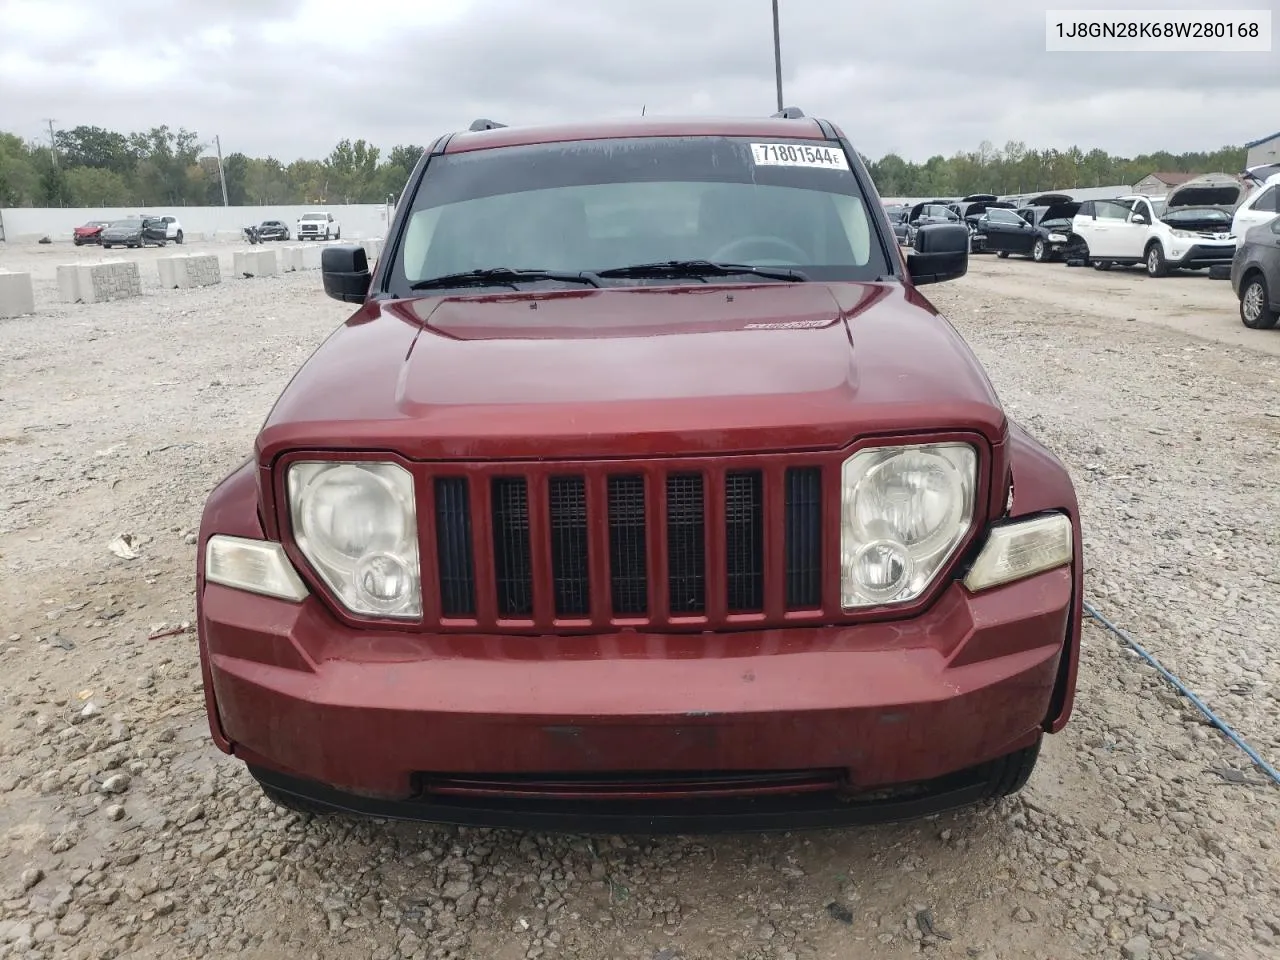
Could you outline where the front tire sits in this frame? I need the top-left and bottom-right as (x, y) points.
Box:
(1093, 260), (1112, 271)
(1032, 238), (1047, 262)
(176, 230), (184, 244)
(1145, 242), (1169, 278)
(983, 736), (1043, 799)
(1240, 274), (1278, 329)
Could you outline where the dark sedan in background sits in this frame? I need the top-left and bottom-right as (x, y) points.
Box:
(948, 194), (1016, 252)
(100, 218), (169, 249)
(983, 202), (1080, 262)
(257, 220), (291, 241)
(1232, 217), (1280, 329)
(883, 203), (910, 244)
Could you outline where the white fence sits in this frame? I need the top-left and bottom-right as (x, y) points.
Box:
(0, 203), (395, 243)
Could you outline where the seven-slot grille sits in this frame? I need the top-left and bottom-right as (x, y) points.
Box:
(426, 462), (825, 631)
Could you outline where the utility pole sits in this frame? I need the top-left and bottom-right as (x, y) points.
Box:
(771, 0), (783, 112)
(214, 134), (229, 206)
(44, 119), (58, 168)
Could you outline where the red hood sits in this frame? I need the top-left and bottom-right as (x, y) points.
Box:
(257, 282), (1006, 462)
(74, 224), (104, 235)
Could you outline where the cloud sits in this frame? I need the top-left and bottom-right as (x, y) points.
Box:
(0, 0), (1274, 162)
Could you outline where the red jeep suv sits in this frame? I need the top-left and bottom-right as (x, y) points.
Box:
(196, 111), (1082, 832)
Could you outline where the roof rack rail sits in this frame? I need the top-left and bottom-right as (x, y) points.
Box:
(468, 118), (507, 131)
(771, 107), (805, 119)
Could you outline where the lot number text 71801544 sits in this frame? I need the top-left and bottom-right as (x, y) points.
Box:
(750, 143), (850, 170)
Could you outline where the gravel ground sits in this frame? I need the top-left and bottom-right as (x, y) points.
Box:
(0, 241), (1277, 960)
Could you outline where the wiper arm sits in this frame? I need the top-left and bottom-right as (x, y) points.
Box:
(409, 267), (600, 291)
(595, 260), (808, 282)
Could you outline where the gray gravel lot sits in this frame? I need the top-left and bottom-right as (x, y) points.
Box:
(0, 242), (1277, 960)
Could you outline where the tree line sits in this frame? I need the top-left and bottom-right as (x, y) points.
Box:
(0, 123), (1249, 208)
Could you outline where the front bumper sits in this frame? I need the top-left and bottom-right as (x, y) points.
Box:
(1171, 243), (1236, 267)
(199, 558), (1073, 827)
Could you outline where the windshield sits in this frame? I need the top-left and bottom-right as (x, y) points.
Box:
(301, 213), (327, 220)
(389, 135), (888, 294)
(984, 208), (1024, 223)
(1150, 200), (1166, 217)
(112, 220), (142, 228)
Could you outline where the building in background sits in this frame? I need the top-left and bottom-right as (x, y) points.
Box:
(1132, 172), (1198, 197)
(1245, 132), (1280, 169)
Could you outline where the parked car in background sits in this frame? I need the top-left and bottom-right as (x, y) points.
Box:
(100, 218), (168, 249)
(1073, 175), (1244, 276)
(297, 211), (341, 240)
(984, 202), (1079, 262)
(140, 214), (184, 244)
(257, 220), (291, 241)
(196, 111), (1082, 830)
(73, 220), (112, 245)
(904, 201), (963, 248)
(883, 203), (911, 244)
(1231, 217), (1280, 329)
(948, 195), (1016, 252)
(1231, 173), (1280, 244)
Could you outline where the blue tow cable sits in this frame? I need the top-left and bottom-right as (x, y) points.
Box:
(1083, 599), (1280, 786)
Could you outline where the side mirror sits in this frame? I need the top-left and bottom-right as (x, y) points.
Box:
(1131, 214), (1147, 224)
(907, 223), (968, 285)
(321, 244), (372, 303)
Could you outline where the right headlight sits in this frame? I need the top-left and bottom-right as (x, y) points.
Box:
(840, 443), (977, 609)
(287, 461), (421, 618)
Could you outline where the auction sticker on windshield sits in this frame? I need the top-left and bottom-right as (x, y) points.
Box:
(750, 143), (850, 170)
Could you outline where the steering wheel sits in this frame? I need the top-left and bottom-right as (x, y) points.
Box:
(710, 235), (809, 264)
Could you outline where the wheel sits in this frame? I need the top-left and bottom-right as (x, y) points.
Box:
(103, 244), (112, 249)
(982, 736), (1042, 799)
(1240, 273), (1278, 329)
(334, 229), (340, 240)
(1032, 238), (1047, 262)
(1093, 260), (1112, 271)
(996, 250), (1009, 259)
(1145, 242), (1169, 277)
(176, 230), (183, 244)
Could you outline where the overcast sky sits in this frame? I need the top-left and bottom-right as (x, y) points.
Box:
(0, 0), (1276, 163)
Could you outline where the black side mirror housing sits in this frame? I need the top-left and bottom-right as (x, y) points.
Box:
(907, 223), (969, 285)
(322, 244), (372, 303)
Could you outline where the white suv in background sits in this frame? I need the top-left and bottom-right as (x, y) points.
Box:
(1071, 174), (1244, 277)
(141, 213), (184, 243)
(296, 211), (341, 241)
(1232, 173), (1280, 244)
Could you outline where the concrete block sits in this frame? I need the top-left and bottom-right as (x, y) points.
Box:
(0, 271), (36, 318)
(278, 245), (303, 272)
(232, 249), (278, 278)
(279, 245), (325, 272)
(360, 237), (384, 260)
(157, 254), (221, 289)
(55, 261), (142, 303)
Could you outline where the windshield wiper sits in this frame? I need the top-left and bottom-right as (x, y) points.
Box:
(594, 260), (808, 282)
(409, 267), (600, 291)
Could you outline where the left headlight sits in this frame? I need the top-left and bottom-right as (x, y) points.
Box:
(840, 442), (977, 609)
(288, 461), (421, 618)
(1171, 229), (1197, 239)
(1048, 233), (1068, 243)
